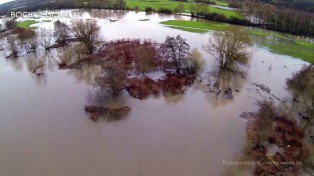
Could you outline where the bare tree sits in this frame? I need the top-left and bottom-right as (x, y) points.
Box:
(53, 20), (71, 46)
(38, 28), (54, 50)
(4, 19), (17, 30)
(71, 19), (101, 54)
(160, 35), (190, 73)
(204, 28), (251, 69)
(6, 36), (18, 58)
(18, 29), (37, 53)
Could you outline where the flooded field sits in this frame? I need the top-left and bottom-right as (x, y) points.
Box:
(0, 10), (309, 176)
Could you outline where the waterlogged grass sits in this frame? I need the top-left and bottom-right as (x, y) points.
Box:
(161, 20), (314, 63)
(249, 29), (288, 40)
(125, 0), (240, 18)
(17, 20), (39, 29)
(161, 20), (228, 32)
(250, 29), (314, 63)
(261, 40), (314, 63)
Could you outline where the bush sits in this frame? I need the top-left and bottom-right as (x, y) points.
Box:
(186, 48), (205, 74)
(158, 7), (172, 14)
(228, 17), (250, 25)
(145, 7), (153, 12)
(204, 12), (227, 22)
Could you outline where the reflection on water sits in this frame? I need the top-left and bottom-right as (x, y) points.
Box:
(6, 57), (23, 71)
(194, 66), (248, 107)
(25, 53), (45, 74)
(57, 44), (85, 65)
(163, 91), (185, 104)
(68, 64), (102, 84)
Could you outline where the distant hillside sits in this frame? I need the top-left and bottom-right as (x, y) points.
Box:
(0, 0), (74, 15)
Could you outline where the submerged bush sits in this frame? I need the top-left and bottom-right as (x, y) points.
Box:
(185, 48), (205, 74)
(5, 19), (17, 30)
(240, 101), (310, 176)
(145, 7), (153, 12)
(158, 7), (172, 14)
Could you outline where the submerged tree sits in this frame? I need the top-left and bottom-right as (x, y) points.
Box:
(204, 27), (251, 69)
(18, 29), (37, 53)
(71, 19), (101, 54)
(38, 28), (54, 50)
(53, 20), (71, 46)
(6, 36), (18, 58)
(93, 61), (127, 101)
(134, 45), (156, 75)
(160, 35), (190, 73)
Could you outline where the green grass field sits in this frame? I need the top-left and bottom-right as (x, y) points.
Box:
(17, 20), (39, 29)
(125, 0), (240, 18)
(160, 20), (314, 63)
(161, 20), (228, 32)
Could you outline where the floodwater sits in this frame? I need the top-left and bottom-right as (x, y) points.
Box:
(0, 10), (308, 176)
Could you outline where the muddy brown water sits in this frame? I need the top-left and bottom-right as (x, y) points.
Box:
(0, 10), (308, 176)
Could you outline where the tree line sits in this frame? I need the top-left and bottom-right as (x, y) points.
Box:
(255, 0), (314, 13)
(244, 1), (314, 37)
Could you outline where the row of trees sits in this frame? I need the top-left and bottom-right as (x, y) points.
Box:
(245, 1), (314, 36)
(256, 0), (314, 13)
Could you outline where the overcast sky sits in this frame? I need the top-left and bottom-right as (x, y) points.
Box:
(0, 0), (15, 5)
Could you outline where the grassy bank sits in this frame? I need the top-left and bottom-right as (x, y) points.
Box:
(17, 20), (39, 29)
(212, 0), (229, 7)
(125, 0), (240, 18)
(160, 20), (314, 63)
